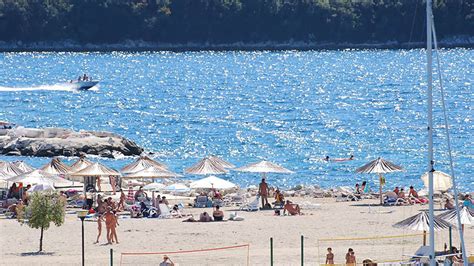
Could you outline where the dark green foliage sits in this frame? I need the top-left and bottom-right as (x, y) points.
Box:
(0, 0), (472, 44)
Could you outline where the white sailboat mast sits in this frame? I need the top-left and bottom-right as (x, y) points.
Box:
(426, 0), (436, 265)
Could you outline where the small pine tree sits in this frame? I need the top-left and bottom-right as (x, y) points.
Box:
(17, 192), (66, 252)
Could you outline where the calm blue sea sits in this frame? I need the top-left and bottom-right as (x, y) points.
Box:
(0, 49), (472, 191)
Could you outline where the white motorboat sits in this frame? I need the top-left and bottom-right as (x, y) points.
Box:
(69, 80), (99, 90)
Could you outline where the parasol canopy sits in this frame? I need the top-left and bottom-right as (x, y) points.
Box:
(13, 161), (35, 173)
(208, 155), (235, 169)
(123, 166), (182, 179)
(29, 183), (56, 192)
(6, 169), (67, 185)
(421, 170), (453, 192)
(393, 211), (452, 232)
(72, 162), (120, 177)
(69, 157), (94, 172)
(185, 157), (228, 175)
(190, 175), (237, 189)
(121, 155), (168, 174)
(164, 183), (190, 192)
(0, 162), (25, 179)
(437, 207), (473, 226)
(40, 157), (72, 175)
(142, 182), (166, 191)
(235, 160), (293, 174)
(356, 157), (403, 174)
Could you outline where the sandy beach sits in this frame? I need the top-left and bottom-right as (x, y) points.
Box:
(1, 197), (472, 265)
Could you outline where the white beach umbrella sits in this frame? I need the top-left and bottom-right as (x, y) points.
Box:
(72, 162), (120, 177)
(190, 175), (237, 190)
(69, 157), (94, 172)
(356, 157), (403, 205)
(208, 155), (235, 169)
(6, 169), (67, 185)
(185, 157), (228, 175)
(393, 211), (451, 245)
(235, 160), (293, 183)
(13, 161), (35, 173)
(40, 158), (72, 175)
(142, 182), (166, 191)
(164, 183), (190, 193)
(30, 183), (56, 192)
(123, 166), (182, 179)
(421, 170), (452, 192)
(121, 155), (168, 174)
(437, 207), (473, 226)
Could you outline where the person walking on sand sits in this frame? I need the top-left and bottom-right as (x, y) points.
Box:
(258, 178), (269, 208)
(345, 248), (356, 266)
(110, 210), (119, 244)
(326, 247), (334, 265)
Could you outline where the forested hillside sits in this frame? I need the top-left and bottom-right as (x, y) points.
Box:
(0, 0), (472, 46)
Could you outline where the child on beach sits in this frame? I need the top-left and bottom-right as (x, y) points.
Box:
(345, 248), (356, 266)
(326, 247), (334, 265)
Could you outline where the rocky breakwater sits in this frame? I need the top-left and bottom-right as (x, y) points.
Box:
(0, 127), (143, 158)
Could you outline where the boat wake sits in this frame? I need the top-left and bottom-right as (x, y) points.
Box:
(0, 83), (99, 92)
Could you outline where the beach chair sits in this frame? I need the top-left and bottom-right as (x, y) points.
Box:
(240, 196), (259, 211)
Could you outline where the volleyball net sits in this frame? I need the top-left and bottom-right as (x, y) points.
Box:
(316, 233), (426, 265)
(119, 244), (250, 266)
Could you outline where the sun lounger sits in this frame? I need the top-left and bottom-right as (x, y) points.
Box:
(240, 196), (259, 211)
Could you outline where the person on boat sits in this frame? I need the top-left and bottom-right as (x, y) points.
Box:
(326, 247), (335, 265)
(212, 205), (224, 221)
(345, 248), (356, 266)
(82, 74), (88, 81)
(283, 200), (301, 215)
(258, 178), (270, 208)
(78, 76), (82, 82)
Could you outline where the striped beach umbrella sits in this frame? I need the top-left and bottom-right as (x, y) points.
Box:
(185, 157), (228, 175)
(356, 157), (403, 205)
(393, 211), (451, 245)
(121, 155), (168, 174)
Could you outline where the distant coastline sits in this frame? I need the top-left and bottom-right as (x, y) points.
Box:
(1, 36), (473, 52)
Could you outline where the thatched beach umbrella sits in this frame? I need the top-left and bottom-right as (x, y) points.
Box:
(72, 162), (120, 193)
(13, 161), (35, 173)
(185, 157), (228, 175)
(208, 155), (235, 169)
(40, 158), (72, 175)
(0, 162), (24, 179)
(6, 169), (67, 185)
(393, 211), (451, 245)
(121, 155), (168, 174)
(123, 166), (182, 179)
(235, 160), (293, 181)
(68, 157), (94, 182)
(356, 157), (403, 205)
(421, 170), (452, 192)
(437, 206), (473, 249)
(190, 175), (237, 190)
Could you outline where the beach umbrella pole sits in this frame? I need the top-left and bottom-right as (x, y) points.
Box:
(379, 174), (383, 205)
(449, 227), (452, 251)
(423, 230), (427, 246)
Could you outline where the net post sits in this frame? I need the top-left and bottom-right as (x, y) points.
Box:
(110, 248), (113, 266)
(301, 235), (304, 266)
(270, 237), (274, 266)
(247, 244), (250, 266)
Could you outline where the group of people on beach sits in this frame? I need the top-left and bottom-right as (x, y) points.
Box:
(326, 247), (359, 265)
(94, 194), (121, 245)
(259, 178), (302, 215)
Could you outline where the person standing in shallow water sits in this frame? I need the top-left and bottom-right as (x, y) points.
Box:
(259, 178), (269, 208)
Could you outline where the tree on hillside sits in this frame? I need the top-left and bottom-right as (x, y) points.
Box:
(17, 192), (66, 252)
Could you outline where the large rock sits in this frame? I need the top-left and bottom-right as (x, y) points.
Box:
(0, 127), (143, 158)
